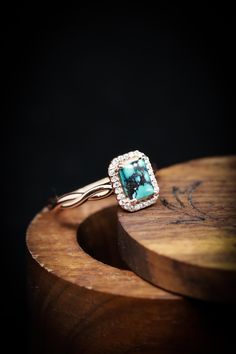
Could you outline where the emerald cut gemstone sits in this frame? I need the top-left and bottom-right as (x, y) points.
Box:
(119, 158), (155, 200)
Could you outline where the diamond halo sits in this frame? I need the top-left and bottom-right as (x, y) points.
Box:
(108, 150), (159, 212)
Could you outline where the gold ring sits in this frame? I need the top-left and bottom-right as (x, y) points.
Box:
(51, 150), (159, 212)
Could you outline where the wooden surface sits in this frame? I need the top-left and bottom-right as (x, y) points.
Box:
(27, 193), (235, 354)
(118, 156), (236, 302)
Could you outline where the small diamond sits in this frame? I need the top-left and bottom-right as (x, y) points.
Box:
(108, 168), (115, 176)
(117, 193), (124, 200)
(115, 187), (122, 194)
(113, 181), (120, 187)
(111, 176), (118, 183)
(154, 186), (159, 193)
(128, 152), (134, 158)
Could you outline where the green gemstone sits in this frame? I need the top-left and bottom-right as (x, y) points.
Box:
(119, 158), (154, 200)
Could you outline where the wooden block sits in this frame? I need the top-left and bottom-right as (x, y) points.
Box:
(118, 156), (236, 302)
(27, 194), (235, 354)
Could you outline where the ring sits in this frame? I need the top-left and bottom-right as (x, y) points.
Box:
(52, 150), (159, 212)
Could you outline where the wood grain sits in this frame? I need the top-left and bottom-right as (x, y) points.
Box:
(27, 193), (235, 353)
(118, 156), (236, 302)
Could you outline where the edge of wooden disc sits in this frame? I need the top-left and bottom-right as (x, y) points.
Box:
(26, 196), (179, 300)
(118, 156), (236, 302)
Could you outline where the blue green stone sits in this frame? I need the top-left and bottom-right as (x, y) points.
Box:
(119, 158), (154, 200)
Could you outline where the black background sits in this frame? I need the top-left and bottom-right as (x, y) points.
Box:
(2, 2), (235, 352)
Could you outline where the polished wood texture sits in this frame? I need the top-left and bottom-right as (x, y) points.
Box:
(118, 156), (236, 302)
(27, 189), (235, 354)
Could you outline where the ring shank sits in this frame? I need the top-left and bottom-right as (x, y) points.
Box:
(52, 177), (113, 209)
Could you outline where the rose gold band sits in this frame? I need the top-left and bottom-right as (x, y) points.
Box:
(51, 177), (113, 209)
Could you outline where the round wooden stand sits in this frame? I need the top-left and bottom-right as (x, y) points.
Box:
(118, 156), (236, 302)
(27, 157), (236, 354)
